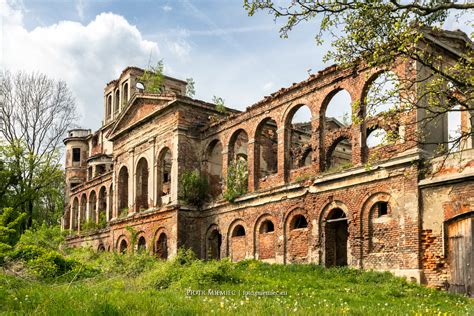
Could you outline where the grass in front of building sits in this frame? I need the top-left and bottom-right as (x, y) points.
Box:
(0, 248), (472, 315)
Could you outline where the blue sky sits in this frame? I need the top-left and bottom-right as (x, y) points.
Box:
(1, 0), (472, 131)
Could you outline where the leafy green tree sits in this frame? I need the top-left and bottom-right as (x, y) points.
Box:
(0, 71), (77, 226)
(244, 1), (473, 156)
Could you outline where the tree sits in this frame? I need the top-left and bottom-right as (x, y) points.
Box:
(0, 71), (77, 226)
(186, 77), (196, 98)
(139, 60), (165, 94)
(212, 96), (227, 114)
(244, 1), (473, 158)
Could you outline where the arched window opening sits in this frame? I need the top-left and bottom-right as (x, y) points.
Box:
(256, 119), (278, 179)
(156, 233), (168, 259)
(447, 104), (462, 151)
(229, 129), (249, 164)
(88, 191), (97, 223)
(232, 225), (246, 237)
(97, 244), (105, 252)
(259, 220), (275, 234)
(122, 82), (129, 107)
(114, 90), (120, 114)
(206, 140), (223, 197)
(80, 194), (87, 224)
(137, 236), (146, 253)
(366, 127), (388, 148)
(98, 186), (107, 217)
(135, 158), (149, 211)
(326, 137), (352, 171)
(119, 239), (128, 254)
(324, 89), (352, 127)
(207, 229), (222, 260)
(290, 214), (308, 230)
(324, 208), (348, 267)
(118, 167), (129, 214)
(365, 71), (400, 118)
(72, 197), (79, 230)
(106, 94), (112, 120)
(228, 130), (249, 195)
(288, 105), (312, 169)
(372, 201), (389, 217)
(158, 148), (172, 198)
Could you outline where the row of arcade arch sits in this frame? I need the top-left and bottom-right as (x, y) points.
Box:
(70, 184), (113, 230)
(115, 229), (169, 259)
(205, 194), (394, 266)
(116, 147), (172, 214)
(204, 71), (405, 196)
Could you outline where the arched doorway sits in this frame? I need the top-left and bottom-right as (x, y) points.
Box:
(324, 208), (348, 267)
(155, 233), (168, 259)
(207, 229), (222, 260)
(137, 236), (146, 254)
(257, 219), (276, 260)
(230, 224), (246, 262)
(119, 239), (128, 254)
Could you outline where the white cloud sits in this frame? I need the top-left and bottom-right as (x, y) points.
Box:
(168, 39), (191, 60)
(162, 5), (172, 12)
(1, 0), (160, 130)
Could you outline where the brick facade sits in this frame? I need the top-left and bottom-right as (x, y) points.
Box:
(63, 30), (474, 292)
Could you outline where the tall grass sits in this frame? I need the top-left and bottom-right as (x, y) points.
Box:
(0, 248), (472, 315)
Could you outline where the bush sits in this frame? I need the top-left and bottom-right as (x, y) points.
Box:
(172, 248), (198, 266)
(16, 224), (65, 250)
(147, 249), (240, 290)
(10, 244), (47, 261)
(224, 159), (248, 202)
(179, 170), (209, 208)
(28, 251), (75, 279)
(9, 243), (98, 281)
(0, 208), (27, 262)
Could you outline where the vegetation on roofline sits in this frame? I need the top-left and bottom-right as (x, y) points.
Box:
(139, 60), (165, 94)
(245, 0), (474, 163)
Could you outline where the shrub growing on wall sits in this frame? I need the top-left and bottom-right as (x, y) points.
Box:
(224, 159), (248, 202)
(179, 170), (209, 208)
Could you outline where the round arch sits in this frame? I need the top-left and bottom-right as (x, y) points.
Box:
(253, 213), (277, 260)
(135, 157), (149, 211)
(319, 200), (352, 267)
(254, 117), (279, 181)
(205, 139), (224, 197)
(157, 147), (172, 200)
(117, 165), (129, 213)
(284, 207), (310, 263)
(205, 224), (222, 260)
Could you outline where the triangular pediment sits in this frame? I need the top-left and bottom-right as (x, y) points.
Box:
(108, 94), (176, 140)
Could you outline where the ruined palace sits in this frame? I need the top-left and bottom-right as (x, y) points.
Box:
(62, 29), (474, 295)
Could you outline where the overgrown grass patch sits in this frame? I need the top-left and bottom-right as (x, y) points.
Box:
(0, 249), (472, 315)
